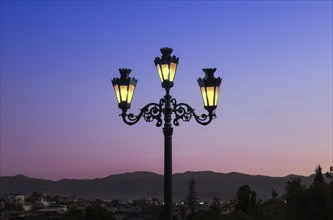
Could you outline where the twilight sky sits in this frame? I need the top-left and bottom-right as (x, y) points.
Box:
(1, 1), (332, 180)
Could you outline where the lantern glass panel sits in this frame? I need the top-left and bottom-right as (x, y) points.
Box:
(214, 86), (219, 106)
(200, 87), (208, 106)
(161, 64), (169, 80)
(127, 84), (135, 104)
(206, 86), (215, 106)
(120, 85), (128, 102)
(169, 62), (177, 82)
(156, 64), (163, 82)
(114, 85), (121, 103)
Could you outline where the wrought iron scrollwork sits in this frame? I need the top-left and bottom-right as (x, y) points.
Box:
(172, 98), (216, 126)
(121, 98), (164, 127)
(172, 99), (193, 126)
(120, 97), (216, 127)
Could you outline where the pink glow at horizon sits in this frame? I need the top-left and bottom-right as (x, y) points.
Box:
(1, 1), (332, 181)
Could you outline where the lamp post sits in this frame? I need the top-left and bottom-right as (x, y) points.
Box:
(111, 47), (222, 220)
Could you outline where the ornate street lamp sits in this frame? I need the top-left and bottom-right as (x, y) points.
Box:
(111, 48), (222, 220)
(198, 68), (222, 111)
(111, 68), (138, 110)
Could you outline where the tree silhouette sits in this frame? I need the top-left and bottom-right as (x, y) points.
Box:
(235, 185), (258, 216)
(285, 165), (333, 220)
(285, 177), (304, 197)
(257, 199), (286, 220)
(186, 178), (199, 215)
(313, 165), (324, 185)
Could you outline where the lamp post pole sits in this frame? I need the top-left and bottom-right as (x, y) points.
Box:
(163, 88), (173, 220)
(111, 48), (222, 220)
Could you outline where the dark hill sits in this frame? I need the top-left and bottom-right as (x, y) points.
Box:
(0, 171), (314, 201)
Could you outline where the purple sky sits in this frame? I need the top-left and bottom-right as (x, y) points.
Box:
(1, 1), (332, 180)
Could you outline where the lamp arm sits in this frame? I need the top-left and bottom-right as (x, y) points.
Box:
(171, 98), (216, 126)
(120, 98), (164, 127)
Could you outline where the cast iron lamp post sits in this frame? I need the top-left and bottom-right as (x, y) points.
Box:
(111, 47), (222, 220)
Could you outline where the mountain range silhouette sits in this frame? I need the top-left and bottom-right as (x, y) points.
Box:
(0, 171), (314, 201)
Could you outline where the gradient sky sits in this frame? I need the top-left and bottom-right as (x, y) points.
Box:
(1, 1), (332, 180)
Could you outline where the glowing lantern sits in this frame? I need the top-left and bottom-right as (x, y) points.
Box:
(154, 47), (179, 89)
(111, 68), (138, 110)
(197, 68), (222, 110)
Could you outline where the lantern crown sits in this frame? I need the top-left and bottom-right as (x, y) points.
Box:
(160, 47), (173, 58)
(119, 68), (132, 80)
(112, 68), (138, 87)
(154, 47), (179, 65)
(198, 68), (222, 87)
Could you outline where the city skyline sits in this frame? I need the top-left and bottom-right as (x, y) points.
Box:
(1, 1), (332, 180)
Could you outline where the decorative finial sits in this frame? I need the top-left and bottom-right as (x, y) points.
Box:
(119, 68), (132, 80)
(160, 47), (173, 58)
(202, 68), (217, 79)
